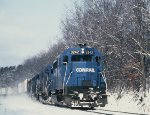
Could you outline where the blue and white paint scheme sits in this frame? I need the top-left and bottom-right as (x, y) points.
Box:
(27, 44), (107, 108)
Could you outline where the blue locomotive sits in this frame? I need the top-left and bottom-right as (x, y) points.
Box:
(27, 44), (108, 108)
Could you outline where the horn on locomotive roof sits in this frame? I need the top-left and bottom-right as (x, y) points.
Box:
(78, 43), (87, 48)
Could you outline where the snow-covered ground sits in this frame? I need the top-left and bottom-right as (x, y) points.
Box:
(0, 93), (149, 115)
(104, 92), (150, 114)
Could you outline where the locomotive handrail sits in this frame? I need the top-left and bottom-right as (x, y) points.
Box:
(65, 71), (73, 85)
(63, 62), (68, 95)
(99, 72), (106, 82)
(99, 72), (107, 89)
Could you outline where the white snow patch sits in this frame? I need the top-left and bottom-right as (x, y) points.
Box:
(0, 95), (97, 115)
(101, 91), (150, 114)
(0, 92), (150, 115)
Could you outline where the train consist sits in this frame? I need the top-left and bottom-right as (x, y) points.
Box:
(27, 44), (108, 108)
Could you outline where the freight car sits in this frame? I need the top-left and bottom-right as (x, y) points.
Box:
(27, 44), (108, 108)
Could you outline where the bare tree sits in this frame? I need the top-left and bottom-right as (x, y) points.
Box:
(61, 0), (150, 93)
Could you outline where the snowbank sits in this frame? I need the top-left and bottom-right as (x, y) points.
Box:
(103, 91), (150, 114)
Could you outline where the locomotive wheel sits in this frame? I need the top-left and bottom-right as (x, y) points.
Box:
(90, 107), (94, 110)
(39, 96), (43, 103)
(100, 103), (106, 107)
(48, 97), (53, 104)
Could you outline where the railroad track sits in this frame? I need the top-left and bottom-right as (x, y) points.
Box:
(85, 108), (149, 115)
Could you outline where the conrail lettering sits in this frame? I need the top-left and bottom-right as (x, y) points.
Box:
(76, 68), (95, 72)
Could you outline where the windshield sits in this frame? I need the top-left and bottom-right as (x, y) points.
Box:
(71, 55), (93, 62)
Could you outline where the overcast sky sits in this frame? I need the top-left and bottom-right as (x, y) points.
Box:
(0, 0), (74, 67)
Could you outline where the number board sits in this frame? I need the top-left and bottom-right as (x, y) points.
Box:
(70, 50), (80, 54)
(85, 51), (94, 55)
(70, 50), (94, 55)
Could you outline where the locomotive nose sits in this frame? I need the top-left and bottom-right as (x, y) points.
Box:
(71, 62), (97, 87)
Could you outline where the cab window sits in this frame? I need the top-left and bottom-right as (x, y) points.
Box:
(53, 61), (58, 70)
(63, 56), (68, 63)
(95, 56), (101, 65)
(71, 55), (92, 62)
